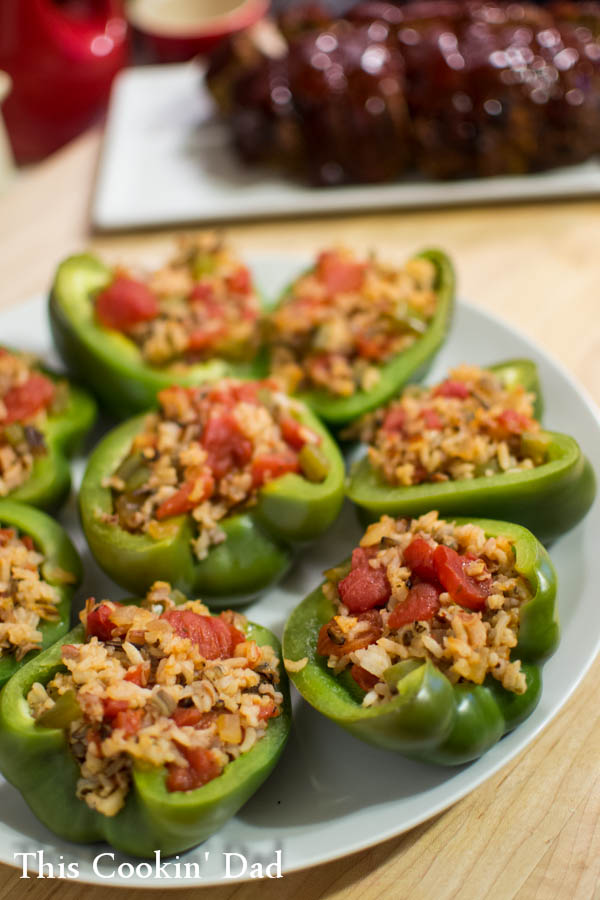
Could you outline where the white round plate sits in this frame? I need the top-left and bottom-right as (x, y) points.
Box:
(0, 256), (598, 888)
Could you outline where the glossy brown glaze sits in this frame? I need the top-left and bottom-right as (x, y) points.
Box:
(206, 1), (600, 183)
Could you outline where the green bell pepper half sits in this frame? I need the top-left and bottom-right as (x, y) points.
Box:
(1, 350), (96, 510)
(49, 254), (269, 420)
(0, 499), (81, 686)
(346, 359), (596, 544)
(79, 402), (345, 604)
(283, 517), (558, 765)
(274, 249), (455, 427)
(0, 617), (290, 858)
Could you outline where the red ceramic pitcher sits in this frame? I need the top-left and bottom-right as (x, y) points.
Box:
(0, 0), (129, 163)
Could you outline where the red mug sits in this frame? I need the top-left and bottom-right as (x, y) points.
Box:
(0, 0), (129, 163)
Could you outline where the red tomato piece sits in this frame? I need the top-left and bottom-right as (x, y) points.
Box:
(355, 333), (391, 361)
(102, 698), (129, 720)
(422, 408), (443, 430)
(187, 327), (224, 352)
(124, 664), (146, 686)
(190, 281), (218, 305)
(154, 474), (214, 521)
(388, 582), (441, 630)
(433, 545), (491, 611)
(1, 373), (55, 424)
(95, 277), (159, 332)
(161, 609), (244, 659)
(171, 707), (206, 728)
(226, 266), (252, 294)
(21, 535), (35, 551)
(382, 407), (406, 434)
(280, 416), (318, 450)
(113, 709), (144, 737)
(251, 452), (300, 488)
(316, 251), (365, 293)
(166, 747), (221, 792)
(350, 664), (379, 692)
(0, 529), (16, 545)
(433, 379), (470, 399)
(86, 603), (119, 641)
(403, 537), (437, 581)
(496, 409), (534, 434)
(231, 381), (261, 405)
(257, 699), (278, 721)
(338, 548), (391, 613)
(202, 413), (253, 479)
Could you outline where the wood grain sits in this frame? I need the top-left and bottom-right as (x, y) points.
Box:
(0, 131), (599, 900)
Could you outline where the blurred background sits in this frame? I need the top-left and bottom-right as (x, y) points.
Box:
(1, 0), (598, 196)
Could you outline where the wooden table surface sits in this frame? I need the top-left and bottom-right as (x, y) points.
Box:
(1, 130), (599, 900)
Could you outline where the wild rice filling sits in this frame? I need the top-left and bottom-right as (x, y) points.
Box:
(318, 512), (533, 706)
(0, 528), (67, 660)
(95, 234), (261, 366)
(0, 350), (66, 496)
(28, 582), (284, 816)
(104, 379), (329, 560)
(349, 364), (543, 486)
(268, 248), (437, 397)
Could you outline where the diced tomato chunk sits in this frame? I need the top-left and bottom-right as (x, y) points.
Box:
(337, 547), (391, 613)
(403, 537), (437, 581)
(202, 412), (253, 479)
(388, 582), (441, 629)
(316, 251), (365, 294)
(95, 277), (159, 332)
(355, 333), (391, 361)
(86, 603), (119, 641)
(102, 698), (129, 720)
(433, 545), (491, 611)
(496, 409), (534, 434)
(113, 708), (144, 737)
(434, 379), (470, 399)
(422, 408), (443, 430)
(251, 452), (299, 488)
(161, 609), (244, 659)
(279, 416), (318, 450)
(166, 747), (221, 792)
(350, 664), (379, 692)
(280, 416), (305, 450)
(226, 266), (252, 295)
(0, 529), (16, 545)
(190, 281), (218, 306)
(154, 474), (214, 521)
(382, 407), (406, 434)
(1, 373), (55, 424)
(124, 664), (146, 686)
(171, 706), (206, 728)
(187, 327), (224, 352)
(21, 535), (35, 551)
(257, 699), (278, 720)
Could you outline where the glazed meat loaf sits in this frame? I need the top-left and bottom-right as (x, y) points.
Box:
(206, 0), (600, 183)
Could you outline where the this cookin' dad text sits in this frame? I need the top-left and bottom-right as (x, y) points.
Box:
(14, 849), (283, 880)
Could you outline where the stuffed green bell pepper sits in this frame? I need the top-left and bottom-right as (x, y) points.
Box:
(346, 359), (595, 544)
(49, 235), (269, 419)
(80, 378), (345, 603)
(283, 511), (558, 766)
(267, 247), (455, 426)
(0, 583), (290, 858)
(0, 499), (81, 686)
(0, 347), (96, 510)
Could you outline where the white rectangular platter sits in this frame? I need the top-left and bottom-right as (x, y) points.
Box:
(92, 62), (600, 230)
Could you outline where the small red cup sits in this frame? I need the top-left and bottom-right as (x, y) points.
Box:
(127, 0), (270, 63)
